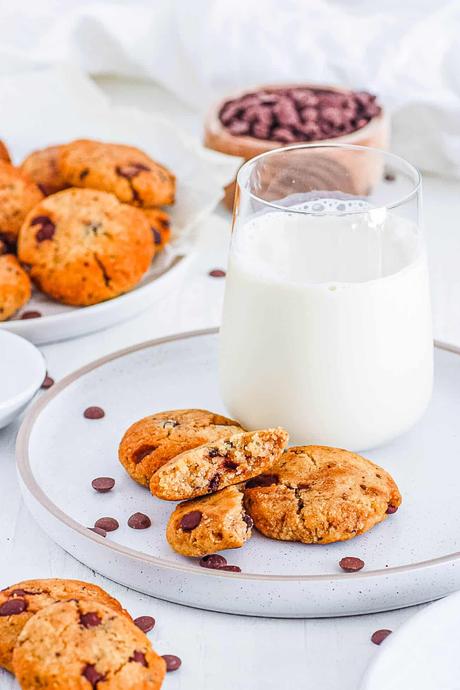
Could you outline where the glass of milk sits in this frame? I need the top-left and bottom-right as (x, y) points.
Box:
(219, 144), (433, 450)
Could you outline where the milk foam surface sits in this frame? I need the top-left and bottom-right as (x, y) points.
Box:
(220, 210), (433, 449)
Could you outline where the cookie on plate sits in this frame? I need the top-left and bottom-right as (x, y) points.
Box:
(244, 445), (402, 544)
(0, 140), (11, 163)
(60, 139), (175, 207)
(143, 209), (171, 252)
(0, 255), (31, 321)
(0, 578), (129, 673)
(0, 161), (44, 246)
(12, 599), (166, 690)
(19, 145), (68, 196)
(166, 485), (252, 557)
(18, 188), (154, 306)
(119, 409), (244, 488)
(150, 427), (289, 501)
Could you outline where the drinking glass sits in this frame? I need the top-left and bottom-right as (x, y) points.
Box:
(219, 144), (433, 450)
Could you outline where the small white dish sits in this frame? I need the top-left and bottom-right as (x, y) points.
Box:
(360, 590), (460, 690)
(15, 329), (460, 617)
(0, 330), (45, 428)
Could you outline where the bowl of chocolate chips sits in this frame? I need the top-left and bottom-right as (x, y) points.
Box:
(204, 84), (388, 208)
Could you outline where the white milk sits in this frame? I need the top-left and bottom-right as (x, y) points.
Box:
(219, 210), (433, 449)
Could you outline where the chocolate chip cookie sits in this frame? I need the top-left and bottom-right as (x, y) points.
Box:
(119, 409), (243, 488)
(0, 254), (31, 321)
(60, 139), (175, 207)
(20, 145), (68, 196)
(0, 161), (43, 246)
(244, 445), (402, 544)
(12, 599), (166, 690)
(0, 140), (11, 163)
(143, 209), (171, 252)
(150, 427), (289, 501)
(167, 485), (252, 557)
(17, 188), (154, 306)
(0, 578), (129, 673)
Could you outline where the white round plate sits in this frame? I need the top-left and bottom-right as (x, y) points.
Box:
(0, 254), (192, 345)
(0, 330), (45, 428)
(360, 590), (460, 689)
(16, 329), (460, 617)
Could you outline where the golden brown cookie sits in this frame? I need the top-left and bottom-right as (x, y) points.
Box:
(244, 445), (402, 544)
(166, 485), (252, 557)
(60, 139), (175, 207)
(0, 578), (129, 673)
(18, 188), (154, 306)
(150, 427), (289, 501)
(119, 409), (243, 488)
(0, 140), (11, 163)
(0, 161), (43, 245)
(143, 209), (171, 252)
(0, 254), (31, 321)
(12, 599), (165, 690)
(19, 145), (68, 196)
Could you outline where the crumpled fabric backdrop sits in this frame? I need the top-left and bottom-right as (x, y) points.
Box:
(1, 0), (460, 177)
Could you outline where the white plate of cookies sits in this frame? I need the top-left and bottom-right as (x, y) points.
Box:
(16, 329), (460, 618)
(0, 67), (239, 344)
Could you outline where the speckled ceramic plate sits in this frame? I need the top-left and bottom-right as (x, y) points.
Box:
(16, 329), (460, 617)
(0, 253), (193, 345)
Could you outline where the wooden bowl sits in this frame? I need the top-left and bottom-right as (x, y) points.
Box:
(204, 84), (389, 209)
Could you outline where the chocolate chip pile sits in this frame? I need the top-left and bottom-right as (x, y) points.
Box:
(219, 87), (381, 143)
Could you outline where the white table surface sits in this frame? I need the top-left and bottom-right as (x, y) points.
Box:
(1, 77), (460, 690)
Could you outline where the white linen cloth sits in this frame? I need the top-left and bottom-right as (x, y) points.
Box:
(1, 0), (460, 176)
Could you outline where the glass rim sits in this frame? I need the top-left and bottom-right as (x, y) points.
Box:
(235, 143), (422, 215)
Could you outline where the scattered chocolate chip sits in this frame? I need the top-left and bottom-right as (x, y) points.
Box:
(134, 615), (155, 633)
(89, 526), (107, 537)
(41, 374), (54, 389)
(199, 554), (227, 570)
(84, 406), (105, 419)
(208, 448), (221, 458)
(384, 172), (396, 182)
(209, 473), (221, 492)
(209, 269), (226, 278)
(221, 565), (241, 572)
(223, 459), (238, 470)
(246, 474), (279, 488)
(91, 477), (115, 493)
(80, 612), (101, 628)
(130, 650), (148, 667)
(386, 504), (398, 514)
(180, 511), (202, 531)
(152, 228), (162, 245)
(243, 513), (253, 529)
(162, 655), (182, 672)
(133, 445), (156, 464)
(128, 512), (151, 529)
(20, 310), (42, 319)
(31, 216), (56, 242)
(80, 168), (89, 180)
(82, 663), (105, 687)
(94, 517), (119, 532)
(339, 557), (365, 572)
(371, 629), (392, 645)
(0, 599), (28, 616)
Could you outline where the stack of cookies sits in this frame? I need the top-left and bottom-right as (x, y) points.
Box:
(0, 578), (166, 690)
(118, 409), (402, 559)
(0, 138), (175, 320)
